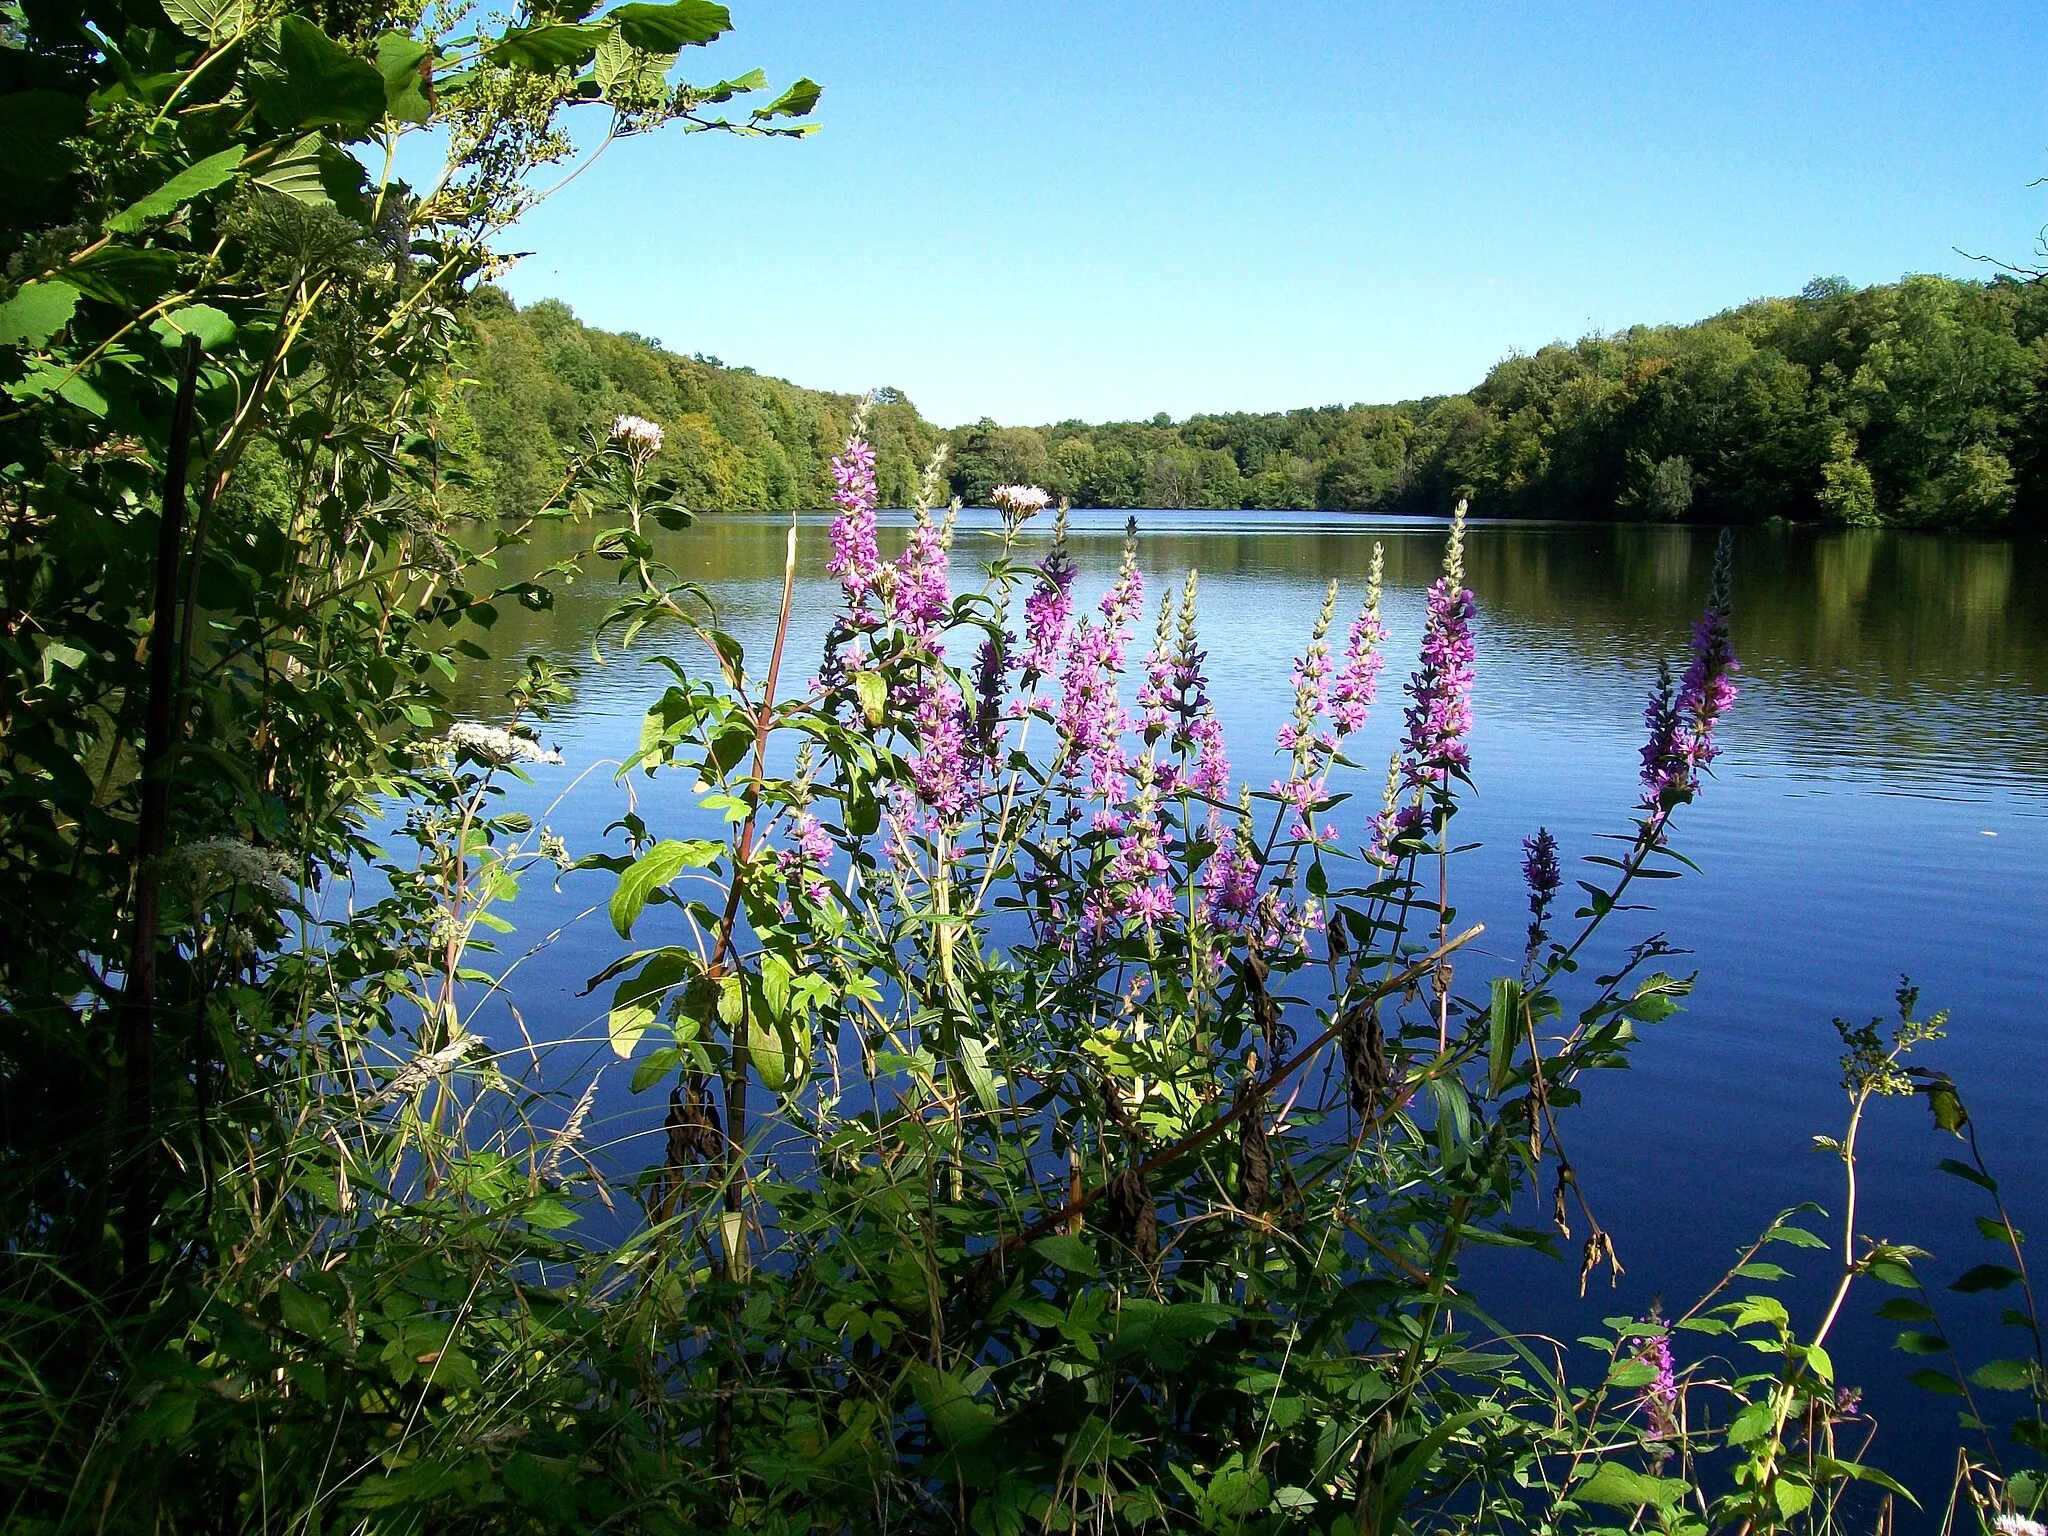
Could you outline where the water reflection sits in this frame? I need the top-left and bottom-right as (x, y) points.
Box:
(468, 515), (2048, 794)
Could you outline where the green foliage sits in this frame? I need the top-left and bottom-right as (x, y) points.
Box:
(445, 291), (942, 516)
(990, 275), (2047, 530)
(459, 272), (2047, 529)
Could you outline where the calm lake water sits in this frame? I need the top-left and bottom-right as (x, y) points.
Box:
(445, 510), (2047, 1508)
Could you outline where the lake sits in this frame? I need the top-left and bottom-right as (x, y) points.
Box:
(444, 509), (2048, 1508)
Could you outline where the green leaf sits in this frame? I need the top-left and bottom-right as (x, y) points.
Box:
(277, 1280), (331, 1337)
(1731, 1294), (1790, 1330)
(1199, 1455), (1270, 1526)
(56, 370), (109, 415)
(610, 0), (730, 50)
(1773, 1478), (1815, 1519)
(630, 1045), (680, 1093)
(489, 21), (608, 71)
(609, 950), (688, 1057)
(1726, 1400), (1775, 1445)
(956, 1034), (999, 1114)
(0, 281), (80, 349)
(853, 669), (887, 726)
(161, 0), (245, 41)
(1908, 1367), (1963, 1396)
(1487, 976), (1521, 1095)
(1893, 1330), (1948, 1355)
(745, 1004), (800, 1092)
(1875, 1297), (1934, 1323)
(375, 32), (435, 123)
(609, 838), (722, 937)
(1952, 1263), (2023, 1293)
(1936, 1156), (1998, 1193)
(1969, 1358), (2036, 1392)
(1032, 1234), (1096, 1276)
(0, 92), (87, 182)
(105, 148), (245, 233)
(151, 304), (237, 351)
(1765, 1222), (1828, 1249)
(1574, 1463), (1688, 1512)
(752, 75), (821, 119)
(1924, 1078), (1969, 1135)
(259, 17), (389, 130)
(691, 68), (765, 102)
(252, 135), (333, 205)
(907, 1364), (996, 1450)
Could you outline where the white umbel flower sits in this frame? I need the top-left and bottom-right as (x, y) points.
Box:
(611, 413), (664, 459)
(991, 483), (1051, 520)
(448, 722), (563, 767)
(174, 838), (297, 899)
(1995, 1516), (2048, 1536)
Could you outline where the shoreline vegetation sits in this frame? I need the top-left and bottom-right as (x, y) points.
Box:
(6, 0), (2048, 1525)
(448, 271), (2047, 532)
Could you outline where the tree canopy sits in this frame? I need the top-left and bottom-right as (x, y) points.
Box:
(458, 272), (2048, 531)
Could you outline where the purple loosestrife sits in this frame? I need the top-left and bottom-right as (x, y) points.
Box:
(1522, 827), (1560, 956)
(1276, 583), (1336, 757)
(1638, 1327), (1679, 1441)
(1092, 757), (1173, 932)
(1021, 505), (1075, 683)
(1394, 503), (1475, 838)
(891, 503), (954, 643)
(1136, 586), (1179, 741)
(1203, 795), (1260, 932)
(1173, 573), (1231, 798)
(971, 630), (1009, 758)
(1057, 522), (1144, 798)
(1640, 534), (1741, 814)
(826, 426), (882, 611)
(777, 813), (834, 904)
(1272, 584), (1337, 843)
(1365, 754), (1403, 871)
(1329, 544), (1388, 738)
(908, 683), (971, 822)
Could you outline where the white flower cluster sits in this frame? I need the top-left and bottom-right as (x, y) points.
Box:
(1995, 1517), (2048, 1536)
(447, 721), (563, 767)
(991, 483), (1051, 519)
(611, 413), (664, 457)
(173, 838), (297, 900)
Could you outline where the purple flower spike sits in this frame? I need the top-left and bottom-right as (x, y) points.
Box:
(1394, 505), (1475, 837)
(972, 630), (1010, 757)
(909, 682), (971, 822)
(892, 505), (953, 642)
(1522, 827), (1560, 955)
(1330, 544), (1388, 738)
(1639, 1327), (1679, 1440)
(1640, 533), (1740, 814)
(1022, 505), (1075, 681)
(826, 427), (881, 610)
(1056, 523), (1144, 795)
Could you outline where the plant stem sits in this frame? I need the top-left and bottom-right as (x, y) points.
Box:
(115, 334), (202, 1290)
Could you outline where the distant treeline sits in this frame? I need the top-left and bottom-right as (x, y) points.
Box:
(451, 273), (2047, 529)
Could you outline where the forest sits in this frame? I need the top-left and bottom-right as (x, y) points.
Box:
(455, 272), (2048, 530)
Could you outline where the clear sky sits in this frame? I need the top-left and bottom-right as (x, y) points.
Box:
(496, 0), (2047, 428)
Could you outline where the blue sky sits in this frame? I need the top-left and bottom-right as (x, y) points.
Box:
(497, 0), (2047, 427)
